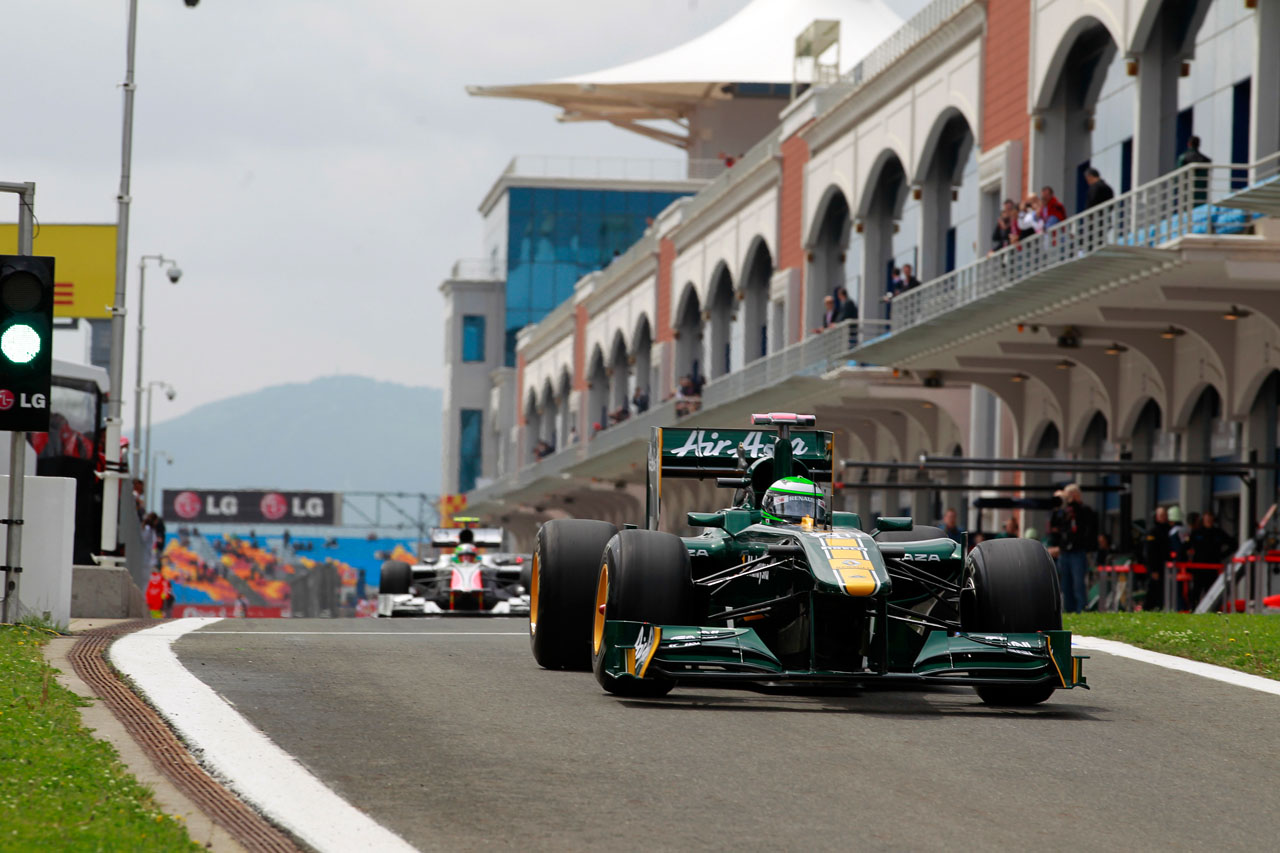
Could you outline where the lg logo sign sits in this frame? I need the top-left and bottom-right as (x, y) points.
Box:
(167, 489), (336, 524)
(0, 389), (45, 411)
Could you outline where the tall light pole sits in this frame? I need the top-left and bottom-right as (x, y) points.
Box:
(100, 0), (199, 562)
(131, 255), (181, 477)
(144, 380), (175, 511)
(149, 450), (174, 519)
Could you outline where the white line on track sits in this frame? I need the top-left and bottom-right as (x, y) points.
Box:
(1073, 635), (1280, 697)
(110, 618), (418, 853)
(194, 625), (524, 630)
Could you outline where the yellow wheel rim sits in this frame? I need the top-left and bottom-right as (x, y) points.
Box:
(593, 562), (609, 656)
(529, 551), (540, 636)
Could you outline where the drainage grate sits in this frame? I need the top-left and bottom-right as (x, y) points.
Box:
(68, 621), (305, 853)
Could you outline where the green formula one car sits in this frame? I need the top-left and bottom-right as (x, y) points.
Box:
(528, 413), (1087, 706)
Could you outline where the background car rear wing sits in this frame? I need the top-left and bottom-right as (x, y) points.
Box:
(429, 527), (505, 549)
(646, 417), (833, 529)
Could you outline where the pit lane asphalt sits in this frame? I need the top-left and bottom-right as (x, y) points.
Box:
(175, 619), (1280, 852)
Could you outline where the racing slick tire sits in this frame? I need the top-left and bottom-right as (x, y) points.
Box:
(591, 530), (697, 698)
(961, 538), (1062, 706)
(379, 561), (412, 595)
(531, 519), (619, 671)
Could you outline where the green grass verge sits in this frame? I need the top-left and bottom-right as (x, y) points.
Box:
(1065, 612), (1280, 680)
(0, 624), (201, 851)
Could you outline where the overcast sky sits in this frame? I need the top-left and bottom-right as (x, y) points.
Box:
(5, 0), (923, 424)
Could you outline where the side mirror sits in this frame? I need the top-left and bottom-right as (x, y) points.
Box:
(686, 512), (725, 529)
(875, 516), (913, 532)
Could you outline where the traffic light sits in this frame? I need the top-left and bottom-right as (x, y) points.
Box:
(0, 255), (54, 433)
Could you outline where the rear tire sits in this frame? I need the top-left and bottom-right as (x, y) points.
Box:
(960, 538), (1062, 706)
(379, 561), (411, 595)
(530, 519), (618, 670)
(592, 530), (697, 697)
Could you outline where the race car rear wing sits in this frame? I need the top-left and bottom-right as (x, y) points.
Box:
(646, 419), (833, 529)
(430, 527), (505, 549)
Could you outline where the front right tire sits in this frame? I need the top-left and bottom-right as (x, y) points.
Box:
(591, 529), (697, 697)
(530, 519), (619, 670)
(960, 537), (1062, 706)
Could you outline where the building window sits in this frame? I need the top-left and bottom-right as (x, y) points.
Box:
(461, 315), (486, 362)
(458, 409), (482, 492)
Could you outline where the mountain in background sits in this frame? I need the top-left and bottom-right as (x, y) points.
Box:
(138, 376), (441, 496)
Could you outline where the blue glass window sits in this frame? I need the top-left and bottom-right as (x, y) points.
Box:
(458, 409), (483, 492)
(461, 315), (486, 362)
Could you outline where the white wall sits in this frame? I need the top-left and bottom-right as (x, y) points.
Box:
(1, 474), (75, 626)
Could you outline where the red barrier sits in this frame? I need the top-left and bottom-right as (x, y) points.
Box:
(171, 604), (290, 618)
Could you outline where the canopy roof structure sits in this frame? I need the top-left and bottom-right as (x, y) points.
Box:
(467, 0), (904, 148)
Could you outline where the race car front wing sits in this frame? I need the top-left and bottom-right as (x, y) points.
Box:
(598, 621), (1087, 690)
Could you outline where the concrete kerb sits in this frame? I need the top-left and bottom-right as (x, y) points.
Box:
(45, 619), (247, 853)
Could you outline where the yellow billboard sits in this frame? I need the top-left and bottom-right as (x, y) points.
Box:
(0, 224), (117, 319)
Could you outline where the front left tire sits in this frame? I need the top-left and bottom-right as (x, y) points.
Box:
(960, 537), (1062, 706)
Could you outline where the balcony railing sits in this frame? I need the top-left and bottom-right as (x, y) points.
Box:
(503, 155), (714, 183)
(842, 0), (975, 86)
(450, 258), (504, 280)
(884, 161), (1260, 334)
(701, 319), (887, 408)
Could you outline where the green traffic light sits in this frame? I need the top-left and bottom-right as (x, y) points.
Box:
(1, 323), (41, 364)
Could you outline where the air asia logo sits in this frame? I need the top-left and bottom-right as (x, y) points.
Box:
(0, 390), (12, 411)
(259, 492), (288, 521)
(173, 491), (202, 520)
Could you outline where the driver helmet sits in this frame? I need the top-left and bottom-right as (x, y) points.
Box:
(761, 476), (827, 525)
(453, 543), (478, 563)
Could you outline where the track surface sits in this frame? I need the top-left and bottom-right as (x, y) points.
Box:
(176, 619), (1280, 852)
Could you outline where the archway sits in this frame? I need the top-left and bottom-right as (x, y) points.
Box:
(608, 331), (630, 420)
(808, 187), (851, 332)
(674, 285), (704, 388)
(631, 316), (653, 406)
(917, 111), (975, 281)
(557, 369), (573, 445)
(1184, 385), (1223, 523)
(1245, 371), (1280, 530)
(707, 264), (734, 379)
(523, 389), (539, 464)
(539, 379), (558, 453)
(1129, 399), (1165, 526)
(741, 239), (772, 361)
(586, 346), (609, 436)
(859, 154), (909, 321)
(1033, 19), (1119, 213)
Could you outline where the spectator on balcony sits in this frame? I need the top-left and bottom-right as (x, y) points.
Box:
(675, 376), (700, 417)
(1084, 168), (1114, 209)
(632, 385), (649, 414)
(1176, 135), (1211, 169)
(1039, 186), (1067, 228)
(990, 199), (1019, 254)
(888, 267), (904, 294)
(814, 295), (838, 333)
(569, 425), (579, 445)
(835, 286), (858, 322)
(901, 264), (921, 292)
(1176, 136), (1211, 205)
(1018, 195), (1043, 239)
(609, 404), (630, 425)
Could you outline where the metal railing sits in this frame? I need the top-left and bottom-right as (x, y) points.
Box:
(842, 0), (974, 86)
(885, 162), (1260, 333)
(701, 319), (886, 408)
(449, 258), (504, 280)
(503, 155), (713, 183)
(587, 399), (678, 456)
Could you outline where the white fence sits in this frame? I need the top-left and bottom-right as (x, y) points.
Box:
(886, 162), (1260, 333)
